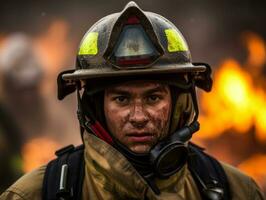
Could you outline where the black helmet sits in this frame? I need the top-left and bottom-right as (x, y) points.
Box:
(61, 1), (209, 83)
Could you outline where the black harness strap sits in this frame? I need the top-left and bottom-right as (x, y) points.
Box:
(188, 143), (231, 200)
(42, 145), (84, 200)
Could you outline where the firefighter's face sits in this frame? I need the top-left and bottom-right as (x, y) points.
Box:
(104, 81), (172, 153)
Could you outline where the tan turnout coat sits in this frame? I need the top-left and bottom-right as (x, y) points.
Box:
(0, 133), (265, 200)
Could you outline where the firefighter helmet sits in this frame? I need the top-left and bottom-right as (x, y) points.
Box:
(61, 2), (210, 84)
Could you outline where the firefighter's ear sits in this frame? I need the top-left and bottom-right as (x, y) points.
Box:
(193, 63), (213, 92)
(57, 69), (77, 100)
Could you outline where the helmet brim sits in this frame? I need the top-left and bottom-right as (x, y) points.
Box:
(62, 63), (206, 80)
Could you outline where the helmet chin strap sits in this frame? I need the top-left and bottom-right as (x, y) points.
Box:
(77, 80), (200, 195)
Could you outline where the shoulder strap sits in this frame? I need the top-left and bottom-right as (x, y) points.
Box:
(42, 144), (85, 200)
(188, 143), (231, 200)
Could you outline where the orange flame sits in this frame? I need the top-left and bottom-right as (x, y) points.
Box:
(197, 33), (266, 142)
(243, 32), (266, 69)
(33, 19), (71, 74)
(194, 32), (266, 191)
(22, 137), (60, 172)
(33, 19), (73, 95)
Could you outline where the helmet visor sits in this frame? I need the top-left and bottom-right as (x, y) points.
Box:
(109, 24), (160, 68)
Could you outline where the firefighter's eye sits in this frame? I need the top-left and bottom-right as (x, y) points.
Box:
(147, 95), (161, 103)
(114, 96), (129, 104)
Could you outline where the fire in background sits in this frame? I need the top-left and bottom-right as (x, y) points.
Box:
(0, 19), (265, 196)
(193, 32), (266, 192)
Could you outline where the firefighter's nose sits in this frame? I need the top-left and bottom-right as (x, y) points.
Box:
(129, 104), (149, 128)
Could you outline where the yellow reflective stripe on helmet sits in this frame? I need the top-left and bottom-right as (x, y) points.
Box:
(165, 29), (188, 52)
(78, 32), (98, 55)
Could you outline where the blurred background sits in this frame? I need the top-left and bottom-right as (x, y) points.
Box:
(0, 0), (265, 195)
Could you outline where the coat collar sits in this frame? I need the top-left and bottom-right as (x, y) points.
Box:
(83, 132), (189, 198)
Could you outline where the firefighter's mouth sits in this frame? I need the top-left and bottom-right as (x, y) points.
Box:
(126, 132), (154, 143)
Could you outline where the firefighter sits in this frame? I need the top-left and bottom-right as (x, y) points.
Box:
(1, 2), (264, 200)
